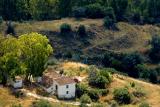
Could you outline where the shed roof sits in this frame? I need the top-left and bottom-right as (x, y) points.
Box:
(54, 77), (75, 86)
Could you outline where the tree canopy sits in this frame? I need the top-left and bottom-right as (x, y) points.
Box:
(0, 33), (53, 85)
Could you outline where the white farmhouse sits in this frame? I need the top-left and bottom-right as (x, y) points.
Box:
(41, 69), (76, 99)
(11, 76), (23, 88)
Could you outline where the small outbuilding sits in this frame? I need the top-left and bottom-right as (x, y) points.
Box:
(11, 76), (23, 89)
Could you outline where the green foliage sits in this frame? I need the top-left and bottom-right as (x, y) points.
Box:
(85, 3), (105, 18)
(0, 32), (53, 85)
(80, 94), (92, 104)
(87, 89), (100, 102)
(150, 35), (160, 62)
(77, 25), (87, 37)
(60, 23), (72, 36)
(5, 22), (16, 36)
(139, 102), (150, 107)
(31, 100), (52, 107)
(76, 83), (88, 98)
(19, 33), (53, 78)
(11, 104), (23, 107)
(29, 0), (57, 20)
(0, 16), (3, 24)
(0, 0), (159, 24)
(110, 0), (128, 21)
(113, 88), (132, 104)
(72, 7), (86, 18)
(88, 66), (112, 88)
(104, 16), (116, 29)
(58, 0), (72, 17)
(149, 70), (158, 83)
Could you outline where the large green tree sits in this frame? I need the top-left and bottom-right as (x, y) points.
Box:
(0, 37), (23, 85)
(18, 33), (53, 80)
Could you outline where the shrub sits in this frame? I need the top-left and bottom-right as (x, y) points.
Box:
(72, 7), (86, 18)
(149, 35), (160, 63)
(11, 104), (23, 107)
(104, 16), (116, 29)
(104, 7), (116, 22)
(5, 22), (16, 36)
(76, 83), (88, 98)
(132, 88), (146, 98)
(135, 64), (150, 79)
(87, 89), (100, 101)
(113, 88), (132, 104)
(0, 16), (3, 24)
(77, 25), (87, 37)
(139, 102), (150, 107)
(31, 100), (52, 107)
(95, 75), (109, 89)
(80, 94), (92, 104)
(85, 3), (105, 18)
(100, 69), (112, 83)
(122, 52), (144, 77)
(110, 101), (119, 107)
(149, 70), (158, 83)
(99, 89), (109, 96)
(60, 23), (72, 36)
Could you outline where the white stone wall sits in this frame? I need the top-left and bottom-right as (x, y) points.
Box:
(12, 80), (23, 88)
(56, 82), (76, 99)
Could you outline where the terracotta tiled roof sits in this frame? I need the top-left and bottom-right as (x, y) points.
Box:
(54, 77), (75, 86)
(44, 71), (61, 80)
(42, 69), (61, 87)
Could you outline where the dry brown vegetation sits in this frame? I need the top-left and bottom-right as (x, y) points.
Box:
(0, 87), (35, 107)
(1, 18), (160, 56)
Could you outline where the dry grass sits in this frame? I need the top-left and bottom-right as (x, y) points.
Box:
(0, 87), (35, 107)
(58, 61), (89, 76)
(1, 18), (159, 55)
(106, 74), (160, 107)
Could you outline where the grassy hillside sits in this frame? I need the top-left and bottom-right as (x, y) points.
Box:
(53, 61), (160, 107)
(0, 87), (35, 107)
(1, 18), (160, 57)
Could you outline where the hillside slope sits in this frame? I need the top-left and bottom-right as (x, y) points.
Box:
(1, 18), (160, 57)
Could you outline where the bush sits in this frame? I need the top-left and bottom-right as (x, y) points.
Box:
(110, 101), (119, 107)
(100, 69), (112, 83)
(104, 7), (116, 22)
(122, 52), (144, 77)
(85, 3), (105, 18)
(149, 35), (160, 63)
(99, 89), (109, 96)
(104, 16), (116, 29)
(87, 89), (100, 101)
(5, 22), (16, 36)
(72, 7), (86, 18)
(113, 88), (132, 104)
(77, 25), (87, 37)
(80, 94), (92, 104)
(149, 70), (158, 83)
(139, 102), (150, 107)
(60, 23), (72, 36)
(135, 64), (150, 79)
(95, 75), (109, 89)
(11, 104), (23, 107)
(76, 83), (88, 98)
(31, 100), (52, 107)
(0, 16), (3, 24)
(132, 88), (146, 98)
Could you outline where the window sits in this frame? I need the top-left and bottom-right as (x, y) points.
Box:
(56, 85), (58, 90)
(66, 91), (69, 94)
(66, 85), (69, 88)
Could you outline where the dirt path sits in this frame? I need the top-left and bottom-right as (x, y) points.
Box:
(21, 89), (84, 106)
